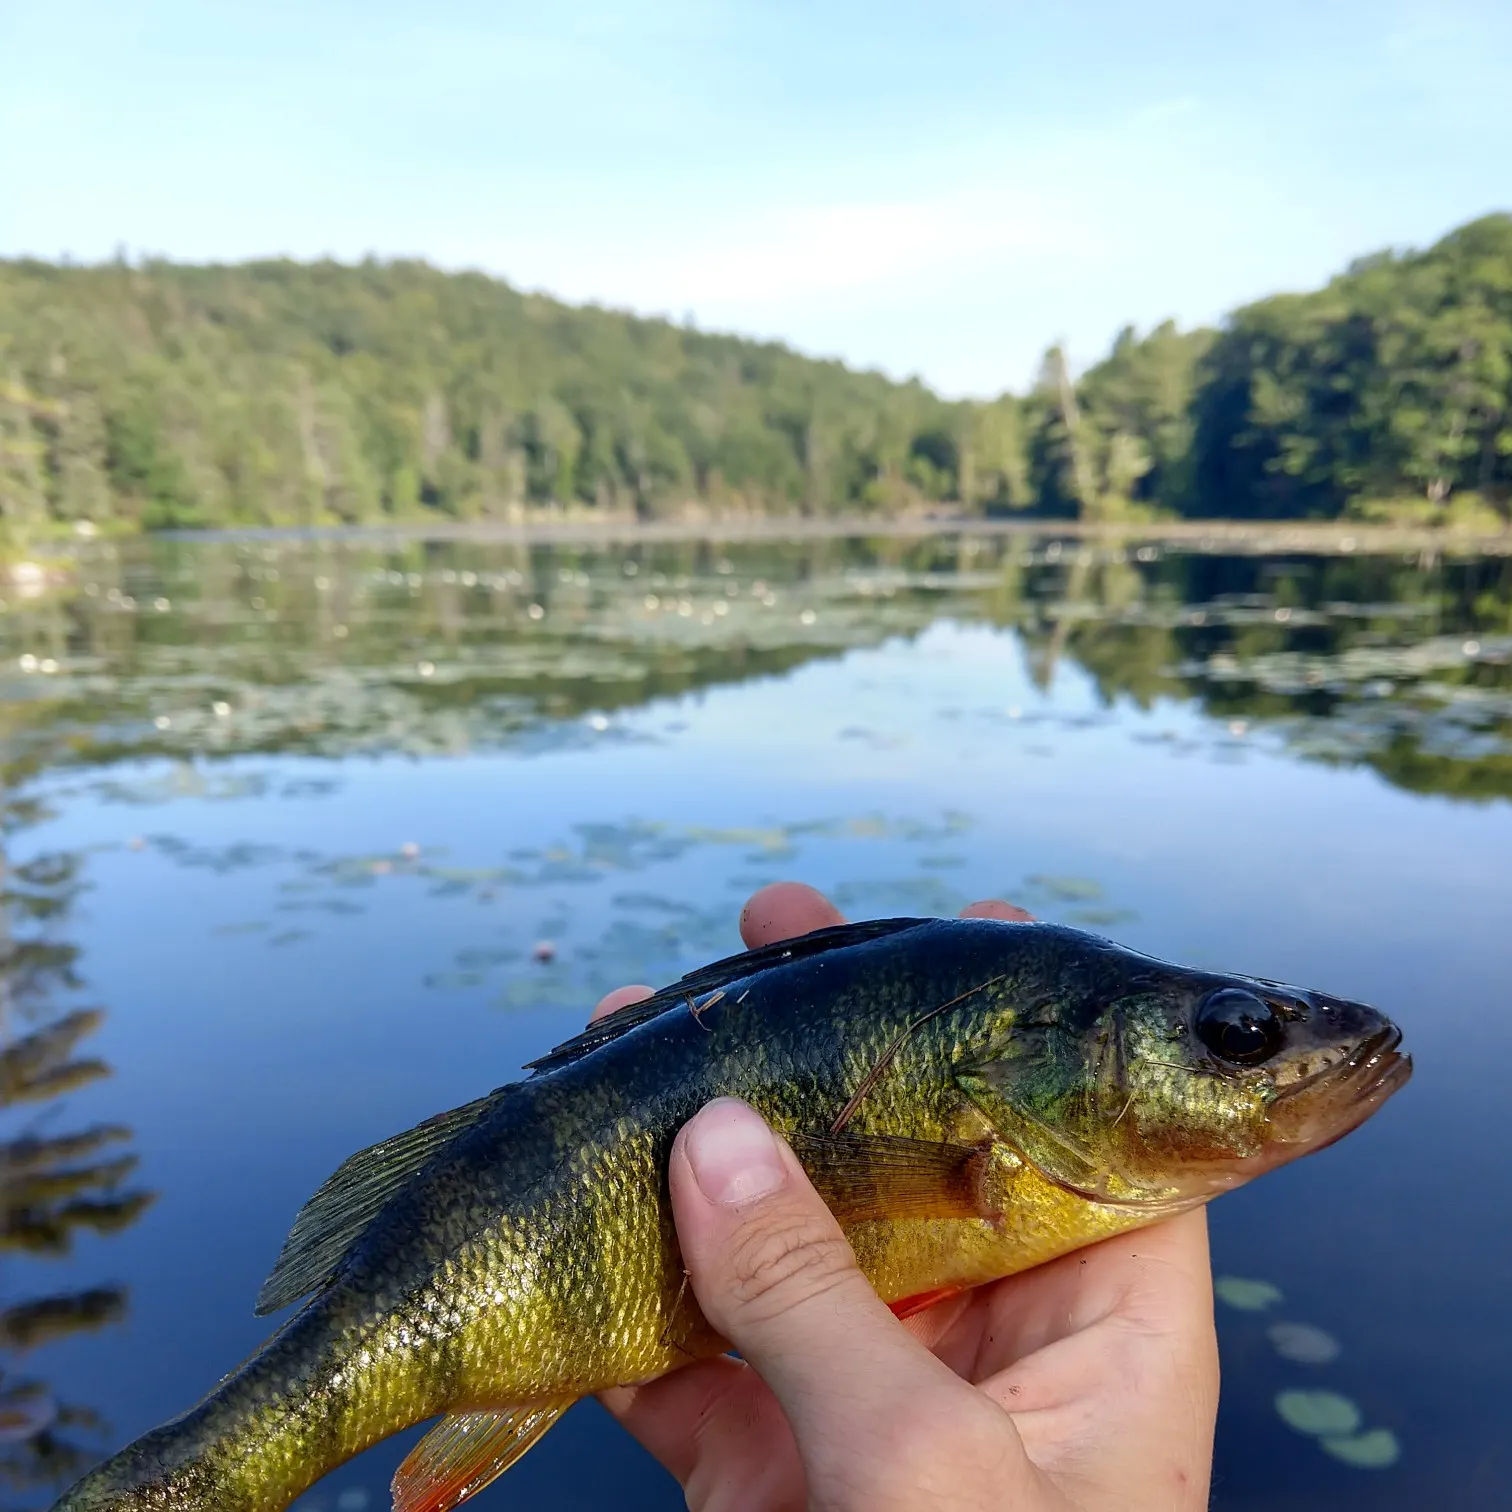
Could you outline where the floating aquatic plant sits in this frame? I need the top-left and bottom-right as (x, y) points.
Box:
(1274, 1389), (1362, 1437)
(1267, 1321), (1342, 1365)
(1213, 1276), (1283, 1311)
(1319, 1427), (1401, 1470)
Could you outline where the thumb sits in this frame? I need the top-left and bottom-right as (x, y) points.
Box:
(669, 1099), (1030, 1505)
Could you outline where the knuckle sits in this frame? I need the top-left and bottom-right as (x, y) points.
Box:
(720, 1207), (858, 1324)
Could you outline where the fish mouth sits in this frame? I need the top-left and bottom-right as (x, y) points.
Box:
(1268, 1023), (1411, 1151)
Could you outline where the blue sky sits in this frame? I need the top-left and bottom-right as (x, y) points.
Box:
(3, 1), (1509, 395)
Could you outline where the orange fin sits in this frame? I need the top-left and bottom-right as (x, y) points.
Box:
(789, 1133), (989, 1225)
(392, 1401), (569, 1512)
(888, 1286), (962, 1321)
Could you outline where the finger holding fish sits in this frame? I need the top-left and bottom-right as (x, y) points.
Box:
(738, 881), (845, 947)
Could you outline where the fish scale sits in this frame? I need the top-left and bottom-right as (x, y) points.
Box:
(51, 917), (1409, 1512)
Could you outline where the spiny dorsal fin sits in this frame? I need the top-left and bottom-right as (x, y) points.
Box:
(254, 1091), (501, 1316)
(526, 917), (930, 1075)
(392, 1401), (569, 1512)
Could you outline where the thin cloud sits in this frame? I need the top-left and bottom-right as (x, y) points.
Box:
(587, 191), (1088, 310)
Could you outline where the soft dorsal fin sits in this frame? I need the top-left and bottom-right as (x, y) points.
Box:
(526, 917), (930, 1075)
(254, 1091), (501, 1316)
(392, 1401), (569, 1512)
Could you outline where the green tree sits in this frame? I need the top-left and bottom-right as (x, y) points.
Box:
(0, 376), (50, 538)
(1187, 215), (1512, 521)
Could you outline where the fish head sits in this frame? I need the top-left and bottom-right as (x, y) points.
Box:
(958, 930), (1411, 1212)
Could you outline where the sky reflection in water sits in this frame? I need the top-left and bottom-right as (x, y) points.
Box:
(2, 533), (1510, 1511)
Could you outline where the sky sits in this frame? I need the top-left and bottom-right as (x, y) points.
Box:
(3, 1), (1510, 396)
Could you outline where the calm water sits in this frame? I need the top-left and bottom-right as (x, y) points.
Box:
(3, 531), (1510, 1511)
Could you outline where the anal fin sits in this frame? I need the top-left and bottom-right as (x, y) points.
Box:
(392, 1401), (570, 1512)
(888, 1285), (962, 1320)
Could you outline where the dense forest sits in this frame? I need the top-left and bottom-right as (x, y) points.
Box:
(0, 214), (1508, 536)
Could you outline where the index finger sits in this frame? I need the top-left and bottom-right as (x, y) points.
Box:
(739, 882), (845, 946)
(589, 983), (657, 1025)
(960, 898), (1034, 922)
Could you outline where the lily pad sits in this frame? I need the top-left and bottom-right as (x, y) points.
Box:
(1267, 1321), (1341, 1365)
(1275, 1389), (1362, 1438)
(1320, 1427), (1401, 1469)
(1025, 874), (1104, 902)
(1068, 907), (1138, 928)
(1213, 1275), (1283, 1311)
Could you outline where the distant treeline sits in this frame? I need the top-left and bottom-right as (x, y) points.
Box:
(1, 214), (1508, 534)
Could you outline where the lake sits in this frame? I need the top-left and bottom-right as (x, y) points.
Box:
(3, 528), (1510, 1511)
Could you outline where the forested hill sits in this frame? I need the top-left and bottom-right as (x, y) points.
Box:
(0, 259), (974, 531)
(1, 213), (1509, 535)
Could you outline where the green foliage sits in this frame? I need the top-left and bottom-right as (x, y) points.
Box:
(1187, 214), (1512, 521)
(964, 395), (1031, 511)
(0, 259), (979, 530)
(103, 399), (201, 527)
(2, 213), (1510, 533)
(1075, 322), (1215, 511)
(0, 377), (53, 532)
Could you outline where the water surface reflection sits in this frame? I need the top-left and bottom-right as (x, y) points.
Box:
(0, 772), (153, 1504)
(1, 532), (1508, 1510)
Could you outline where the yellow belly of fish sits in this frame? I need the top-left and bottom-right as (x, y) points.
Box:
(850, 1161), (1151, 1305)
(451, 1144), (1149, 1408)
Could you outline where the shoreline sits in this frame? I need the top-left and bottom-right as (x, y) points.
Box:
(145, 514), (1512, 555)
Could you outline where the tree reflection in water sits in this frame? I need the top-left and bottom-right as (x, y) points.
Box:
(0, 772), (153, 1505)
(0, 534), (1507, 808)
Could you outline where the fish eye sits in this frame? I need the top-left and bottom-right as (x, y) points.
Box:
(1195, 989), (1284, 1066)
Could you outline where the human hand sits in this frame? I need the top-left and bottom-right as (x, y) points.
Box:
(592, 883), (1218, 1512)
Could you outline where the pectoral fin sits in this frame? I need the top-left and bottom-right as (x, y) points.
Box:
(391, 1401), (570, 1512)
(789, 1132), (991, 1224)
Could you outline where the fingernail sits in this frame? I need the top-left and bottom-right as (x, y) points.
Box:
(683, 1099), (788, 1205)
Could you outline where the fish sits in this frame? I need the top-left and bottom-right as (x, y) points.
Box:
(52, 917), (1410, 1512)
